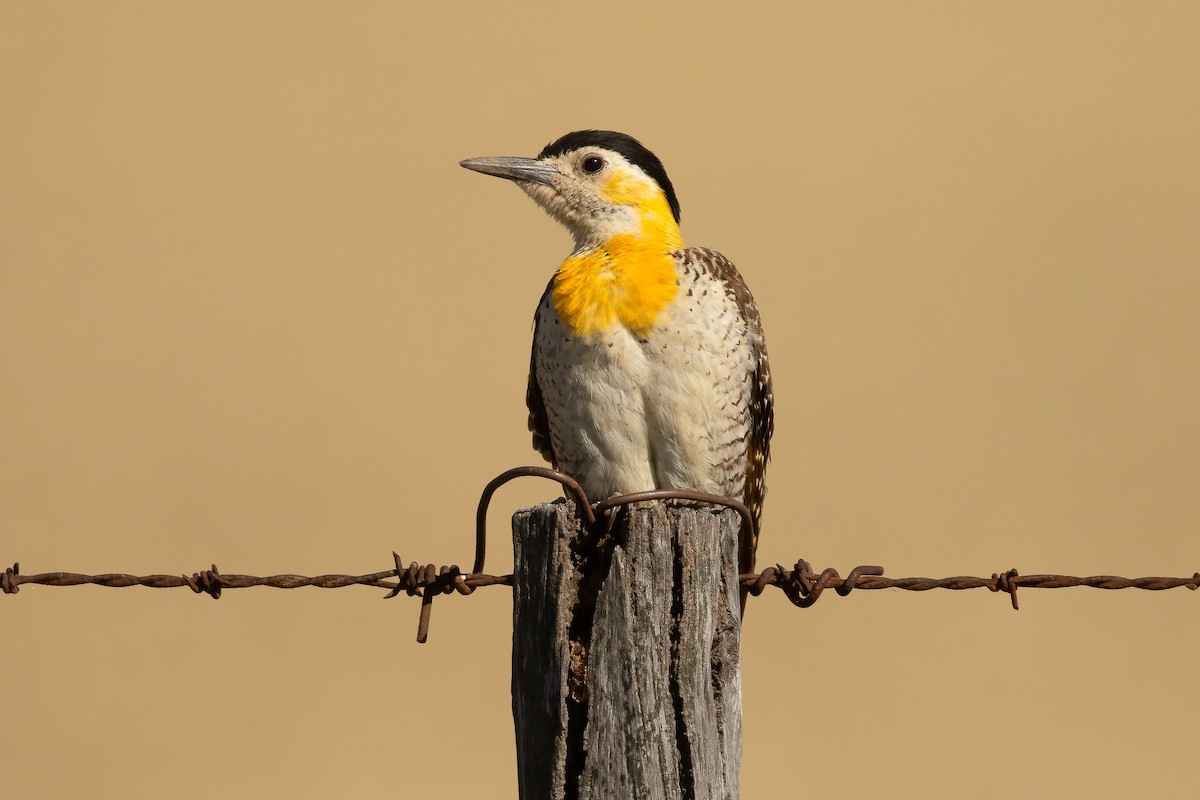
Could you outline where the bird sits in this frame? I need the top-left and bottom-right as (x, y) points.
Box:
(461, 130), (773, 612)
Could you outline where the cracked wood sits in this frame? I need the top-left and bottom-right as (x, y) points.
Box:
(512, 501), (742, 800)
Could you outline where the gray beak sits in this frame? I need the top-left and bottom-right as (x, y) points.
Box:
(460, 156), (560, 186)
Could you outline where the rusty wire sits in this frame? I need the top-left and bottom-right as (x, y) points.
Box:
(475, 466), (594, 574)
(3, 467), (1197, 643)
(740, 562), (1200, 610)
(0, 558), (514, 643)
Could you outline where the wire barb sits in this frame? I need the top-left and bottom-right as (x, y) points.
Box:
(992, 569), (1020, 610)
(184, 565), (224, 599)
(2, 562), (19, 595)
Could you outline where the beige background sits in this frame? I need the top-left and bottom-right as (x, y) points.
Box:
(2, 1), (1197, 797)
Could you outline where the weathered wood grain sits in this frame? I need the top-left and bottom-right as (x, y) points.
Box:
(512, 501), (742, 800)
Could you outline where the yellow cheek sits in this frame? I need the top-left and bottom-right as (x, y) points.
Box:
(600, 168), (642, 207)
(600, 169), (682, 248)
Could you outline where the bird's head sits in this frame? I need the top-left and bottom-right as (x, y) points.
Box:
(461, 130), (682, 253)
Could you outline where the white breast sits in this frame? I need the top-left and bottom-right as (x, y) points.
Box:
(532, 258), (755, 501)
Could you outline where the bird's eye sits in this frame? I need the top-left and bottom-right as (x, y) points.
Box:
(581, 155), (605, 174)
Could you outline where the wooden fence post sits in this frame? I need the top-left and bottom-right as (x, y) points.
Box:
(512, 500), (742, 800)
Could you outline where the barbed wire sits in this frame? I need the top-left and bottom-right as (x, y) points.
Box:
(0, 557), (513, 644)
(5, 559), (1196, 643)
(4, 467), (1197, 642)
(739, 562), (1200, 609)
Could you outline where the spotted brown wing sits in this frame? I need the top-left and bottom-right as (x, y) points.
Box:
(526, 279), (557, 466)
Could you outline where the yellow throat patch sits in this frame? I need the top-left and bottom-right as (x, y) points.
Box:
(551, 174), (683, 338)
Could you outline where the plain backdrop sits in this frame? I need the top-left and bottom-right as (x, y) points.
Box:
(2, 2), (1197, 797)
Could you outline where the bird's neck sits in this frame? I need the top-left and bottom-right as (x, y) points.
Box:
(552, 200), (683, 338)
